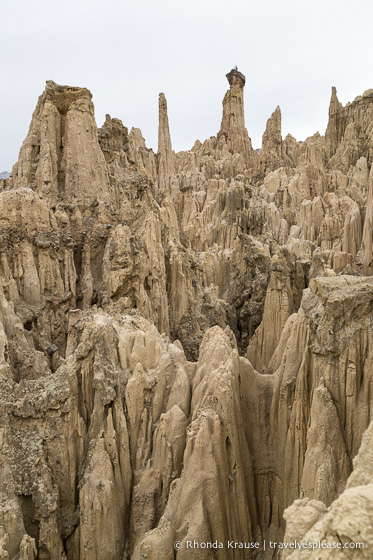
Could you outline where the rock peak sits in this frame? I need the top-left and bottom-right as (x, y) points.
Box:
(226, 68), (246, 88)
(43, 80), (92, 113)
(157, 92), (174, 191)
(217, 69), (256, 167)
(259, 105), (283, 174)
(329, 86), (342, 116)
(11, 80), (108, 206)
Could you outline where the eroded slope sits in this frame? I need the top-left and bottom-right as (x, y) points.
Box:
(0, 72), (372, 559)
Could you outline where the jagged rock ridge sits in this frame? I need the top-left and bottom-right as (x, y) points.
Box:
(0, 70), (372, 559)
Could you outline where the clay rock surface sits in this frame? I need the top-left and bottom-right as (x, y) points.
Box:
(0, 72), (372, 559)
(283, 421), (373, 559)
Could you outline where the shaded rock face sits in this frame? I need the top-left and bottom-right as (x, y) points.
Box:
(0, 74), (372, 559)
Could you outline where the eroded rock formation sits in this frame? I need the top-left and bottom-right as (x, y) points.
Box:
(0, 70), (372, 559)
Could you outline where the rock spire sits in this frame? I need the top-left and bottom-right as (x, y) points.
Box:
(218, 68), (256, 164)
(260, 105), (284, 174)
(324, 86), (343, 159)
(11, 80), (112, 215)
(157, 92), (175, 193)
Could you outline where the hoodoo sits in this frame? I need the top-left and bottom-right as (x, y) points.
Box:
(157, 92), (175, 194)
(218, 67), (256, 164)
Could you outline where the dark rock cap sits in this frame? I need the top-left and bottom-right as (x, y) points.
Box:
(226, 68), (246, 87)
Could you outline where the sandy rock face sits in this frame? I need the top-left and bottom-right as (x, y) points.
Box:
(157, 93), (175, 194)
(259, 106), (289, 175)
(283, 421), (373, 559)
(11, 81), (112, 217)
(0, 72), (372, 559)
(1, 280), (372, 559)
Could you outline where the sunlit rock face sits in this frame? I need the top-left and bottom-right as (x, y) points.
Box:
(0, 72), (372, 559)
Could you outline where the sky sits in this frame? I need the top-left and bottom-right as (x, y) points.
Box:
(1, 0), (372, 171)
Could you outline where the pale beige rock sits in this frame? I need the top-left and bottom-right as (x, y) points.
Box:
(360, 165), (373, 274)
(282, 499), (327, 559)
(12, 81), (113, 218)
(325, 86), (373, 171)
(157, 93), (175, 193)
(19, 535), (37, 560)
(260, 106), (285, 174)
(217, 68), (257, 168)
(1, 75), (373, 560)
(324, 86), (344, 159)
(342, 201), (362, 258)
(284, 424), (373, 559)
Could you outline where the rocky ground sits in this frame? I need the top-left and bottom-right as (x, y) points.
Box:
(0, 70), (372, 559)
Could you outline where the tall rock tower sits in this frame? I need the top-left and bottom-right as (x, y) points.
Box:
(324, 86), (343, 160)
(11, 80), (112, 214)
(157, 92), (175, 194)
(218, 68), (256, 166)
(259, 105), (284, 174)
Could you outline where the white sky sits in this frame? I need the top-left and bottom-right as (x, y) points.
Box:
(1, 0), (372, 171)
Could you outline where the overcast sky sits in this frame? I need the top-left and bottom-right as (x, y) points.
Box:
(1, 0), (372, 171)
